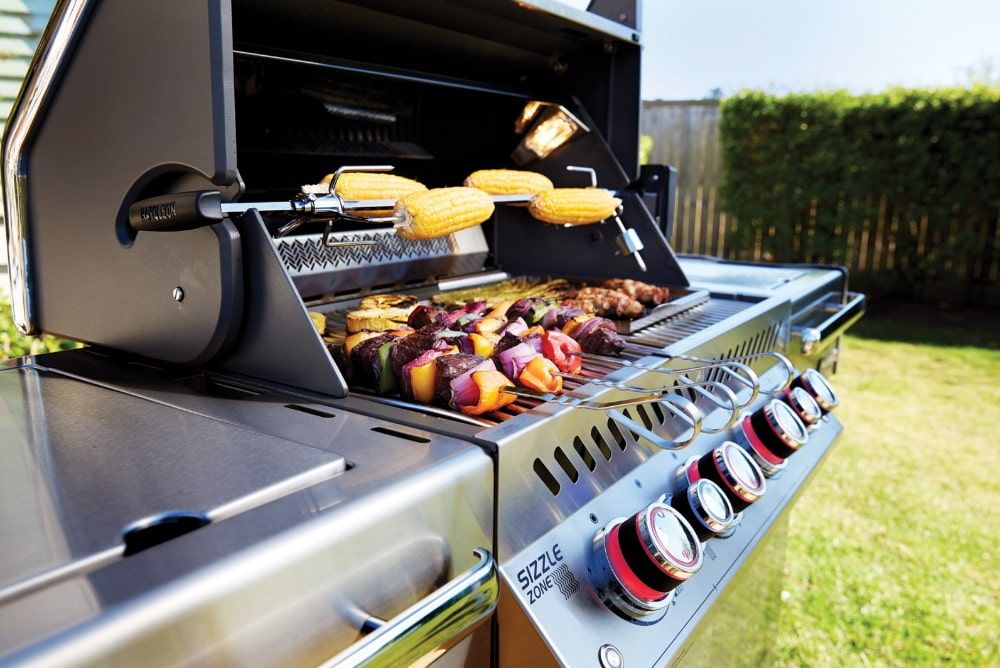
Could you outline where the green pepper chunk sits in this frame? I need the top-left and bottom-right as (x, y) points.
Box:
(377, 341), (398, 394)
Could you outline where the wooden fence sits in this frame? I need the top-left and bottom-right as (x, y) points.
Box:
(640, 100), (1000, 304)
(641, 100), (730, 257)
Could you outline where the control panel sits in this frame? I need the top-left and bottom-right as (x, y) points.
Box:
(499, 369), (844, 667)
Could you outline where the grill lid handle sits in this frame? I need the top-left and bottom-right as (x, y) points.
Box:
(128, 190), (223, 232)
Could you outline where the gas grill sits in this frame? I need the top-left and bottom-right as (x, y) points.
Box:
(2, 1), (865, 666)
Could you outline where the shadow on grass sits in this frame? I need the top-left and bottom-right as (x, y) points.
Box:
(851, 298), (1000, 349)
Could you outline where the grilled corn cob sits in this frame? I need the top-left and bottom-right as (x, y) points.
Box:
(528, 188), (621, 226)
(301, 173), (428, 216)
(329, 172), (427, 200)
(463, 169), (553, 196)
(395, 187), (495, 240)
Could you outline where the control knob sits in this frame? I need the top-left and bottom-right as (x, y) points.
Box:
(790, 368), (839, 414)
(738, 398), (809, 476)
(686, 440), (767, 512)
(670, 478), (736, 541)
(783, 386), (823, 427)
(591, 502), (702, 619)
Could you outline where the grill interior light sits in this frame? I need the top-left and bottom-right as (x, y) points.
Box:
(512, 102), (589, 164)
(514, 100), (545, 133)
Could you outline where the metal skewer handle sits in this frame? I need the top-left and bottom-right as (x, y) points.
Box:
(627, 347), (797, 395)
(556, 373), (740, 434)
(571, 352), (761, 410)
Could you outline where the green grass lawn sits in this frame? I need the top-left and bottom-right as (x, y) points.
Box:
(772, 304), (1000, 666)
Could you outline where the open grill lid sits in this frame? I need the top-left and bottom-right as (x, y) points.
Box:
(4, 0), (688, 397)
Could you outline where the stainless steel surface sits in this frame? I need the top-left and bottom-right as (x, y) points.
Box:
(590, 518), (675, 620)
(682, 479), (735, 536)
(278, 225), (489, 298)
(677, 257), (810, 296)
(0, 355), (493, 666)
(785, 386), (822, 426)
(794, 368), (840, 413)
(486, 294), (795, 559)
(2, 0), (91, 334)
(635, 503), (703, 579)
(763, 399), (809, 451)
(495, 369), (844, 666)
(320, 548), (498, 668)
(791, 291), (866, 354)
(614, 288), (711, 334)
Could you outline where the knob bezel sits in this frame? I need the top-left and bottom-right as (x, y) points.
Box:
(784, 386), (822, 426)
(691, 441), (767, 511)
(793, 368), (839, 413)
(634, 503), (703, 581)
(671, 478), (736, 541)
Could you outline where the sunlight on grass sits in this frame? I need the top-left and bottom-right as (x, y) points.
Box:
(772, 317), (1000, 666)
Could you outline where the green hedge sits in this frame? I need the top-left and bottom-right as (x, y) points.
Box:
(719, 87), (1000, 298)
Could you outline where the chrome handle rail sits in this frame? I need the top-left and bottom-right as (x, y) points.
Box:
(321, 548), (499, 668)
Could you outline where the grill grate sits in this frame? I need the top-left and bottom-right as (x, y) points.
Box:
(623, 299), (750, 348)
(322, 292), (763, 429)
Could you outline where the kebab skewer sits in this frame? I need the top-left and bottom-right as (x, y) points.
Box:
(336, 300), (738, 425)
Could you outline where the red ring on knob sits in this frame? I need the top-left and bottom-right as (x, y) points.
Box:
(605, 524), (668, 602)
(743, 415), (786, 465)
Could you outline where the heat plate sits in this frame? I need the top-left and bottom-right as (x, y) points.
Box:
(276, 226), (489, 298)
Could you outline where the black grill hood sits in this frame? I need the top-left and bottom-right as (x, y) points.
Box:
(4, 0), (688, 397)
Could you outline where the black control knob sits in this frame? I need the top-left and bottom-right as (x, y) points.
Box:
(670, 479), (736, 541)
(591, 502), (703, 619)
(688, 441), (767, 512)
(790, 368), (839, 414)
(783, 386), (823, 427)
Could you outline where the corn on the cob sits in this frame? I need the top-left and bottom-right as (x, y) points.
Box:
(330, 172), (427, 200)
(395, 187), (495, 240)
(463, 169), (554, 196)
(300, 173), (428, 217)
(528, 188), (621, 226)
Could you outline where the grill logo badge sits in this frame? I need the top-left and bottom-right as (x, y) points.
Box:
(139, 201), (176, 224)
(516, 543), (580, 605)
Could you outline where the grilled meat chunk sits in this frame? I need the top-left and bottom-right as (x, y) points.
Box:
(601, 279), (670, 306)
(562, 287), (643, 319)
(349, 333), (396, 387)
(576, 326), (626, 356)
(434, 354), (486, 404)
(407, 305), (441, 329)
(389, 332), (438, 380)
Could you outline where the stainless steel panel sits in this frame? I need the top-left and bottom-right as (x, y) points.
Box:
(279, 226), (489, 299)
(0, 359), (494, 666)
(484, 296), (792, 559)
(0, 366), (346, 581)
(2, 0), (91, 334)
(496, 373), (842, 666)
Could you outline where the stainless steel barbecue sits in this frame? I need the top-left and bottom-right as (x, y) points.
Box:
(2, 0), (864, 666)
